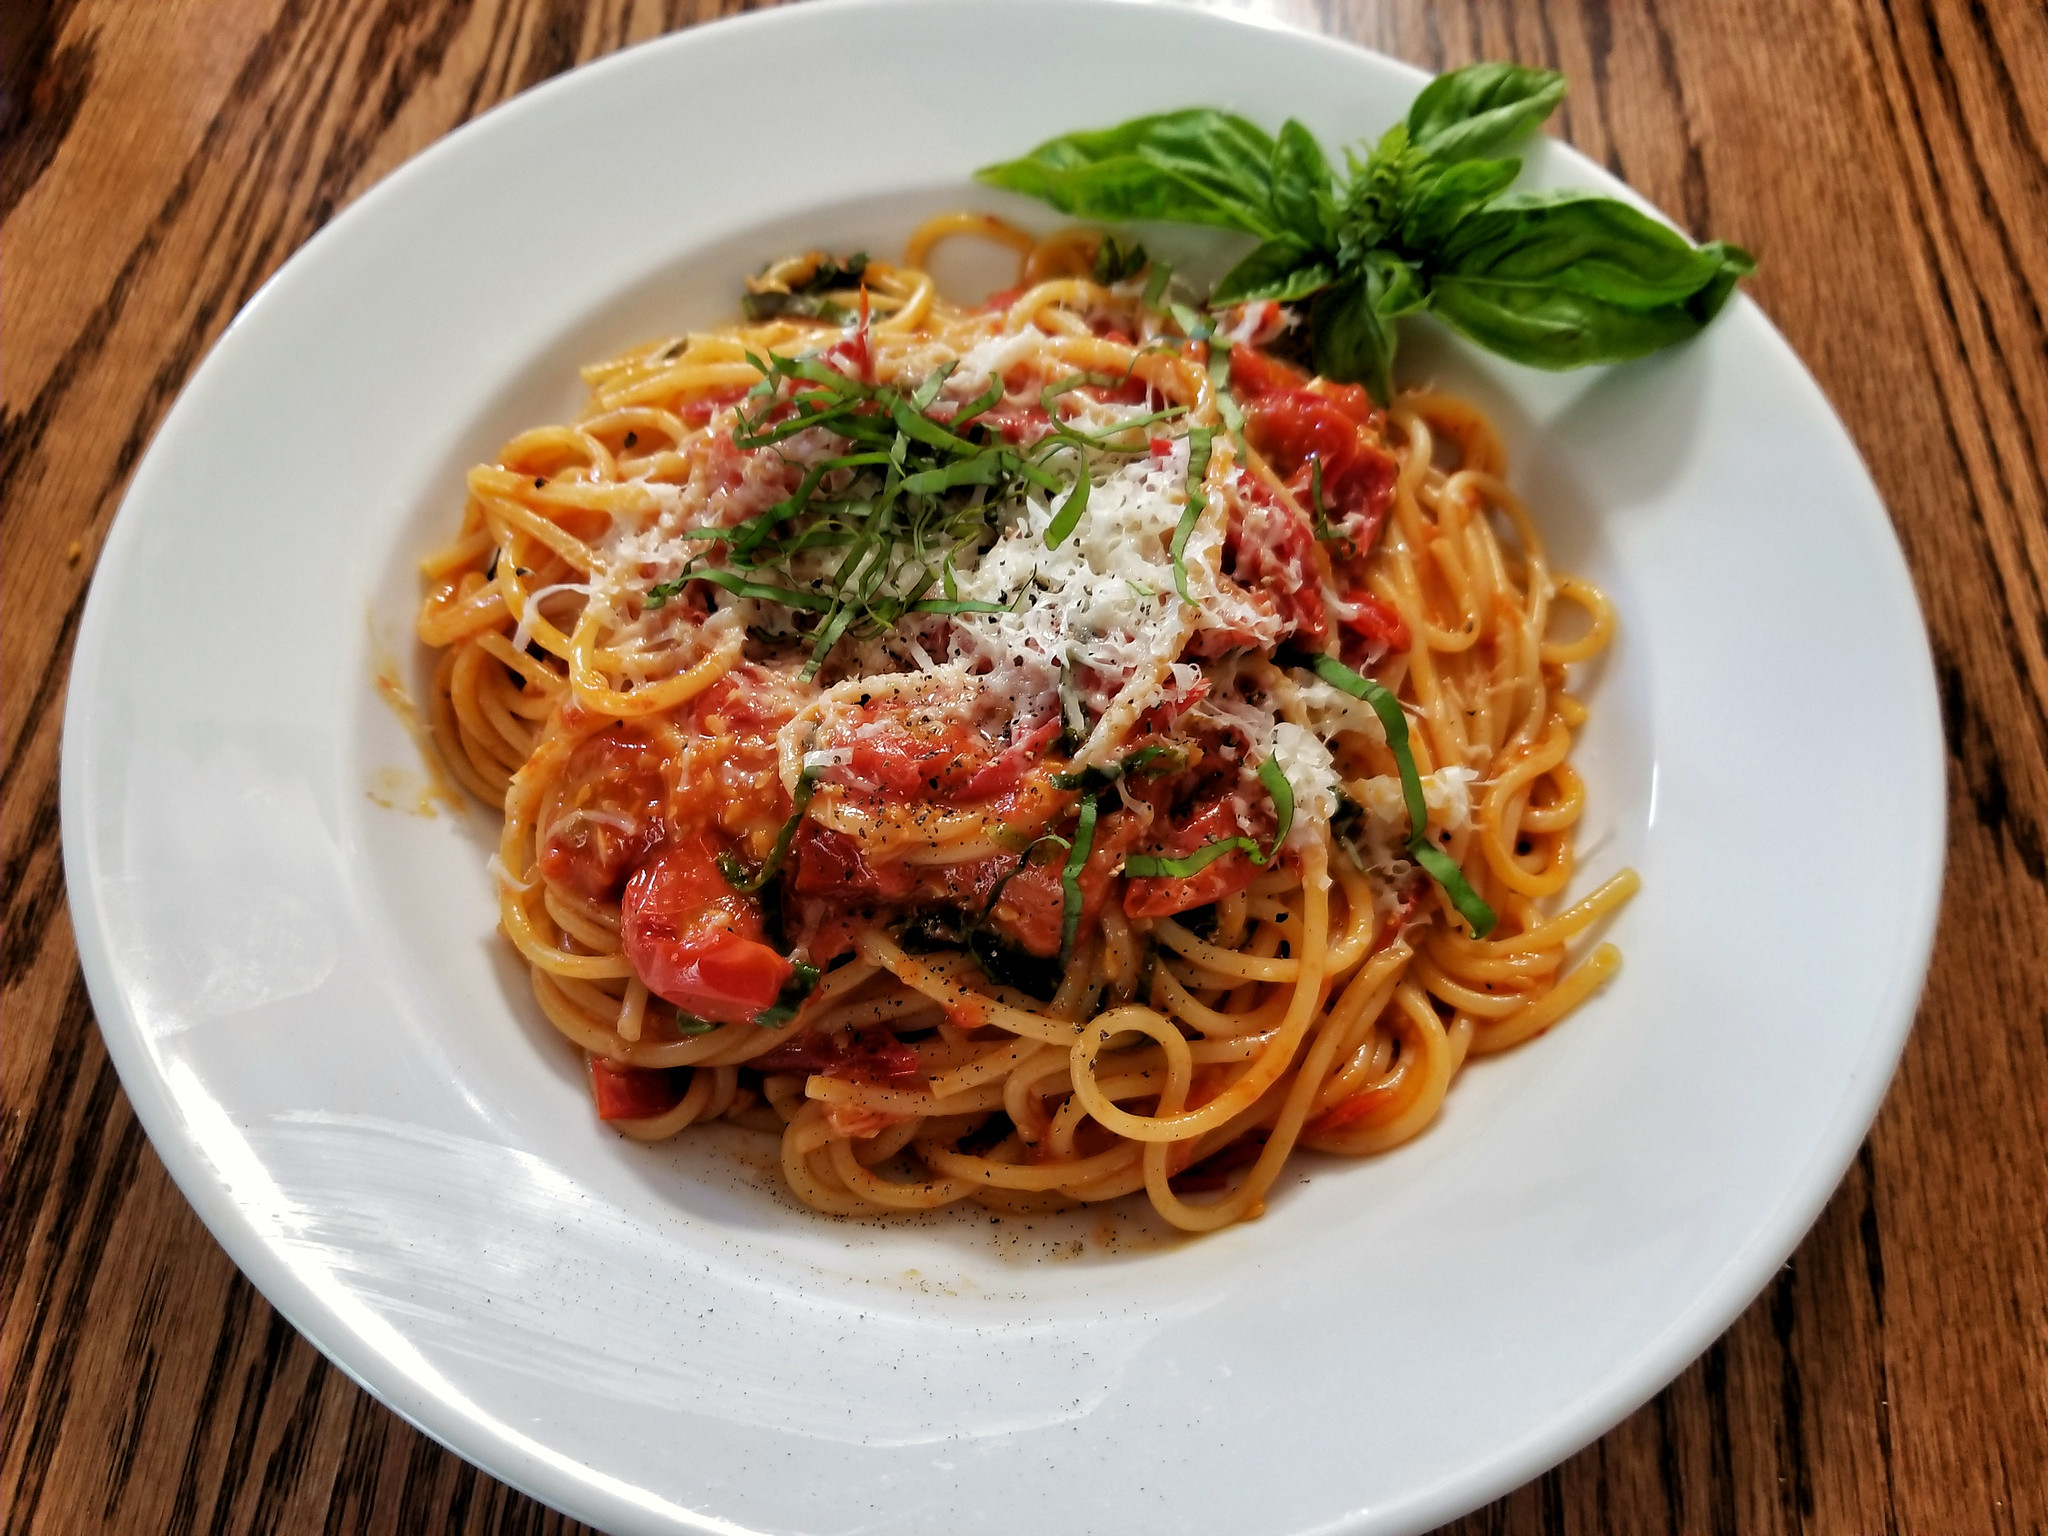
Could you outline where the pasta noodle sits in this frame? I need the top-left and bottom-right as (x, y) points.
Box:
(418, 216), (1637, 1232)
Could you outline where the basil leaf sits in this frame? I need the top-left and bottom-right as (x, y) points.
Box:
(1409, 841), (1498, 939)
(1255, 755), (1296, 855)
(1406, 62), (1566, 164)
(976, 109), (1279, 235)
(740, 292), (852, 324)
(1212, 237), (1338, 305)
(1429, 280), (1692, 367)
(1271, 118), (1338, 245)
(1311, 253), (1424, 404)
(1439, 192), (1750, 310)
(1045, 458), (1092, 549)
(685, 567), (835, 612)
(1397, 156), (1521, 251)
(1142, 259), (1174, 312)
(1052, 744), (1183, 792)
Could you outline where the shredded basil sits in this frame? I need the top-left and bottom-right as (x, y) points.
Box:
(672, 350), (1164, 676)
(1058, 795), (1100, 964)
(1045, 457), (1092, 549)
(1293, 650), (1496, 935)
(1052, 743), (1183, 792)
(1171, 427), (1215, 604)
(717, 772), (818, 894)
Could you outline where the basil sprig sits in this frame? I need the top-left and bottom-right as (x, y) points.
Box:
(1124, 757), (1296, 880)
(1291, 650), (1496, 936)
(977, 62), (1753, 401)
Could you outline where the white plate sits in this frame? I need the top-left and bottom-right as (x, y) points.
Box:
(62, 4), (1945, 1533)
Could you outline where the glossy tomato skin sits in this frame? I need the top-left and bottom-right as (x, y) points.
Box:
(540, 726), (669, 901)
(589, 1058), (688, 1120)
(620, 833), (792, 1027)
(1228, 346), (1311, 400)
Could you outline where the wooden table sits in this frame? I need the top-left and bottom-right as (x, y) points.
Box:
(5, 1), (2044, 1530)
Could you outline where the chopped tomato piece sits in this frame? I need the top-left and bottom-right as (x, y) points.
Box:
(621, 833), (793, 1026)
(1228, 346), (1311, 400)
(1124, 796), (1266, 918)
(540, 727), (668, 900)
(985, 811), (1135, 956)
(1245, 389), (1360, 484)
(1242, 385), (1398, 555)
(975, 401), (1054, 444)
(957, 720), (1061, 801)
(678, 385), (749, 427)
(790, 824), (922, 901)
(589, 1058), (688, 1121)
(1341, 591), (1412, 659)
(752, 1028), (924, 1087)
(1229, 473), (1331, 648)
(1309, 378), (1379, 428)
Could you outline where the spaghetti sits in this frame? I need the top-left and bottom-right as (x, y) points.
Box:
(418, 217), (1637, 1232)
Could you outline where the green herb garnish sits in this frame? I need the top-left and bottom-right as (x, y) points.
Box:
(1052, 743), (1184, 792)
(674, 350), (1126, 677)
(1291, 650), (1496, 935)
(976, 64), (1753, 401)
(1170, 427), (1215, 604)
(1058, 795), (1100, 964)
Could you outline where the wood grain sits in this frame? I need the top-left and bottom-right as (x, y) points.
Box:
(4, 0), (2044, 1530)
